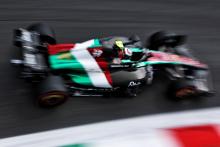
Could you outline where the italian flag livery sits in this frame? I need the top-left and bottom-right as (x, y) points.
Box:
(48, 38), (207, 89)
(48, 39), (112, 88)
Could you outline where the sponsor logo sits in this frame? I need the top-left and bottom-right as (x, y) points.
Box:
(124, 48), (132, 56)
(21, 31), (32, 42)
(92, 49), (103, 57)
(24, 53), (36, 65)
(110, 64), (130, 68)
(128, 81), (141, 87)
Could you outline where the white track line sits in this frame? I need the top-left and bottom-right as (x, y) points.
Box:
(0, 107), (220, 147)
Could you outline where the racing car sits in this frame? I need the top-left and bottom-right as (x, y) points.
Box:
(11, 23), (213, 107)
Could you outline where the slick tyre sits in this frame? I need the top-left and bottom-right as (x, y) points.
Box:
(125, 87), (139, 97)
(37, 75), (68, 107)
(169, 79), (198, 99)
(146, 31), (186, 50)
(27, 23), (56, 44)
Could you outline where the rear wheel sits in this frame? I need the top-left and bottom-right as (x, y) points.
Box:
(37, 75), (68, 107)
(39, 91), (67, 107)
(27, 23), (56, 44)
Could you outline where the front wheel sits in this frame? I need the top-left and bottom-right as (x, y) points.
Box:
(146, 31), (186, 51)
(125, 87), (138, 97)
(168, 79), (198, 99)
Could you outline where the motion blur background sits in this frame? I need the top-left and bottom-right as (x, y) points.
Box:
(0, 0), (219, 138)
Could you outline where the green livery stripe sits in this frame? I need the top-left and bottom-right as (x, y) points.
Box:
(49, 55), (93, 86)
(130, 47), (143, 52)
(49, 55), (83, 69)
(94, 39), (101, 46)
(89, 39), (101, 48)
(69, 74), (93, 86)
(136, 61), (196, 67)
(121, 59), (132, 63)
(121, 60), (182, 66)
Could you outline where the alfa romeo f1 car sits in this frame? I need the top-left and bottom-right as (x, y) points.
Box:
(11, 23), (213, 107)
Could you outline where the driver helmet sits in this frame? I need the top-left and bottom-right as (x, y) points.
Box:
(114, 40), (132, 59)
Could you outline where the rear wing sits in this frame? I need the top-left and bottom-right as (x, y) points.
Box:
(11, 28), (48, 79)
(13, 28), (44, 50)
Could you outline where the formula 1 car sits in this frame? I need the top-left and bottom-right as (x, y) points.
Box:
(11, 23), (213, 107)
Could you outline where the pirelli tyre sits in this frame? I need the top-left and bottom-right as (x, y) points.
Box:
(147, 31), (195, 58)
(169, 79), (199, 99)
(27, 23), (56, 44)
(147, 31), (186, 50)
(125, 87), (138, 97)
(37, 75), (68, 107)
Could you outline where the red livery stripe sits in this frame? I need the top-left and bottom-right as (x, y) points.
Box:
(48, 44), (75, 55)
(88, 47), (113, 86)
(99, 61), (113, 86)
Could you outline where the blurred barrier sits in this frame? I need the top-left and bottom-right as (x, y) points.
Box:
(63, 125), (220, 147)
(1, 107), (220, 147)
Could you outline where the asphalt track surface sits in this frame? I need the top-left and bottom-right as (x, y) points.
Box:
(0, 0), (220, 138)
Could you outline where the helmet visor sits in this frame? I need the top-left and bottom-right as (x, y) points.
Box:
(115, 40), (124, 50)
